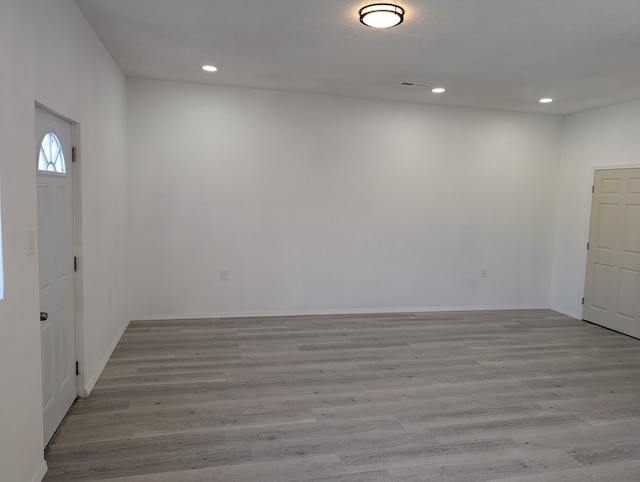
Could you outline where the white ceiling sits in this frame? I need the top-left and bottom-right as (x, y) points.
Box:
(74, 0), (640, 115)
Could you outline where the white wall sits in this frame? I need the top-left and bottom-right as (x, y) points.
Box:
(128, 79), (563, 319)
(0, 2), (43, 481)
(0, 1), (128, 480)
(33, 0), (129, 396)
(551, 99), (640, 318)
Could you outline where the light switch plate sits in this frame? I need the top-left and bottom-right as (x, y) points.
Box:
(27, 230), (35, 256)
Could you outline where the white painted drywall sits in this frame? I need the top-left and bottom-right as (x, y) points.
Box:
(0, 1), (128, 480)
(36, 0), (129, 398)
(551, 99), (640, 318)
(0, 2), (45, 481)
(32, 0), (129, 395)
(128, 79), (563, 319)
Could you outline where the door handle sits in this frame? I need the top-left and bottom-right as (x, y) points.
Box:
(40, 312), (49, 322)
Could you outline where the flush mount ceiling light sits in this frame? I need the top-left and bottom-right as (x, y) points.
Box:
(360, 4), (405, 29)
(539, 98), (553, 103)
(202, 65), (218, 72)
(432, 87), (446, 94)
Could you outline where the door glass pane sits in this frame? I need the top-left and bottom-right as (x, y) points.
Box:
(38, 133), (66, 174)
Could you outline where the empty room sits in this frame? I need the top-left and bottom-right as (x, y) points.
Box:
(2, 0), (640, 481)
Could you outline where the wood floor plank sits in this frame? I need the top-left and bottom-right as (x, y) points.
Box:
(44, 310), (640, 481)
(103, 455), (347, 482)
(387, 448), (582, 481)
(496, 459), (640, 482)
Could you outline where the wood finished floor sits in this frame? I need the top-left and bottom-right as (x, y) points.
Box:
(44, 310), (640, 481)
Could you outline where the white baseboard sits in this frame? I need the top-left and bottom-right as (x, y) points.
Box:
(33, 460), (48, 482)
(132, 304), (550, 322)
(550, 305), (580, 320)
(80, 318), (131, 397)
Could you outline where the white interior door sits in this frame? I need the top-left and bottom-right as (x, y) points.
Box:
(36, 107), (77, 447)
(583, 168), (640, 338)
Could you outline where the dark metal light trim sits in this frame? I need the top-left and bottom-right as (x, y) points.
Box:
(359, 4), (405, 29)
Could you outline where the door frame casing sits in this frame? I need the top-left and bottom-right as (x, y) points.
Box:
(581, 163), (640, 321)
(34, 102), (85, 402)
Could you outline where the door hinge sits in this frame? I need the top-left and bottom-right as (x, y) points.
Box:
(587, 242), (590, 250)
(582, 297), (585, 305)
(74, 256), (78, 272)
(72, 147), (76, 163)
(592, 185), (595, 193)
(75, 361), (79, 376)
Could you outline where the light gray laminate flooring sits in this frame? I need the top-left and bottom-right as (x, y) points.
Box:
(43, 310), (640, 481)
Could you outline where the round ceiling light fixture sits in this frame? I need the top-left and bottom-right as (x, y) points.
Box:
(360, 4), (405, 29)
(432, 87), (446, 94)
(202, 65), (218, 72)
(539, 98), (553, 103)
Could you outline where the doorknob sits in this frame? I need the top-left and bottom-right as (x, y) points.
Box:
(40, 312), (48, 322)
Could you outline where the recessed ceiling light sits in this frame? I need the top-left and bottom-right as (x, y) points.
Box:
(360, 4), (405, 29)
(202, 65), (218, 72)
(539, 98), (553, 103)
(432, 87), (446, 94)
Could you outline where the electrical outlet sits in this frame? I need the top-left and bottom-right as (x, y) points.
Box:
(220, 268), (230, 281)
(481, 268), (488, 278)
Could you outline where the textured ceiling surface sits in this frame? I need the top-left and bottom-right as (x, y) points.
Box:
(74, 0), (640, 114)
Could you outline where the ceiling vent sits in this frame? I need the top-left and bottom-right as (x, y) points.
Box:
(400, 82), (433, 88)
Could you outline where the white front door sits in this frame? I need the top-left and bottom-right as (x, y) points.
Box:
(36, 107), (77, 446)
(583, 168), (640, 338)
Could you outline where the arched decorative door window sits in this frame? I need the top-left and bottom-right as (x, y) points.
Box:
(38, 132), (66, 174)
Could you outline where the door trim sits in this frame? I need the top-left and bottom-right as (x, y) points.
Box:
(592, 163), (640, 171)
(69, 116), (86, 397)
(34, 103), (85, 405)
(582, 164), (640, 325)
(573, 163), (640, 320)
